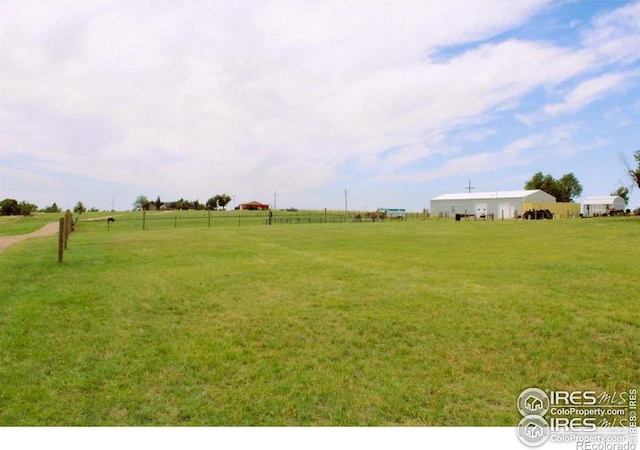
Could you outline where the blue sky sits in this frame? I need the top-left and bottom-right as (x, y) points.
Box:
(1, 0), (639, 211)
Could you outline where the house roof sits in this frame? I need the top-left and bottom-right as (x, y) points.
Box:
(583, 196), (623, 205)
(241, 201), (268, 206)
(431, 190), (551, 201)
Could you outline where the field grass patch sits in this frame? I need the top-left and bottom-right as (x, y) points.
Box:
(0, 218), (638, 425)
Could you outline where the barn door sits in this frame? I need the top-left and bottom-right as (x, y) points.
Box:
(498, 203), (513, 219)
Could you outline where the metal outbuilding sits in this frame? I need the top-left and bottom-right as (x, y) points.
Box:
(377, 208), (406, 219)
(582, 196), (626, 216)
(430, 190), (556, 219)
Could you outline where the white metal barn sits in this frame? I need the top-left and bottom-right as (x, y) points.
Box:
(582, 196), (626, 216)
(430, 190), (556, 219)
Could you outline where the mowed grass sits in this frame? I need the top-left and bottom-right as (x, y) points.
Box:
(0, 213), (62, 236)
(0, 218), (638, 426)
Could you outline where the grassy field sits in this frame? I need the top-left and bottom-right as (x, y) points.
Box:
(0, 214), (61, 236)
(0, 216), (638, 426)
(0, 208), (426, 235)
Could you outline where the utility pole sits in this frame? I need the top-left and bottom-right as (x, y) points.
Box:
(465, 180), (475, 193)
(344, 189), (348, 215)
(273, 191), (277, 210)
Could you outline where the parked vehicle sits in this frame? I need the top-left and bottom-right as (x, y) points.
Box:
(522, 209), (553, 220)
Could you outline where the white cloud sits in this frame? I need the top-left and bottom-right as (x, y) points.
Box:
(582, 2), (640, 65)
(456, 128), (497, 143)
(514, 113), (540, 127)
(0, 2), (556, 191)
(0, 0), (638, 209)
(544, 73), (627, 116)
(406, 136), (541, 182)
(402, 123), (586, 183)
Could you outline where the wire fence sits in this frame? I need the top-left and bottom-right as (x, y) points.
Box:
(88, 209), (433, 231)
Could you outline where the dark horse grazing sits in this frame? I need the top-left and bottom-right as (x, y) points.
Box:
(107, 217), (115, 223)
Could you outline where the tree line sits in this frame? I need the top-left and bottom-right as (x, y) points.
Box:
(133, 194), (232, 211)
(0, 199), (94, 216)
(524, 172), (582, 203)
(0, 199), (39, 216)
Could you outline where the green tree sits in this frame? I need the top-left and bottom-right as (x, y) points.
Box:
(154, 196), (163, 210)
(629, 150), (640, 190)
(168, 198), (193, 210)
(0, 198), (20, 216)
(207, 194), (232, 210)
(557, 173), (583, 203)
(44, 203), (61, 213)
(524, 172), (582, 202)
(611, 187), (630, 205)
(18, 201), (38, 216)
(73, 201), (87, 215)
(133, 195), (150, 211)
(173, 198), (187, 210)
(525, 172), (556, 196)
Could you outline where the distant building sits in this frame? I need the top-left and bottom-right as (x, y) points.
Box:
(430, 190), (556, 219)
(239, 201), (270, 211)
(377, 208), (406, 219)
(582, 196), (626, 216)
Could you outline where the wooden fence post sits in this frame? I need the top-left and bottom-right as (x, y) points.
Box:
(58, 217), (65, 263)
(64, 210), (72, 249)
(142, 210), (146, 230)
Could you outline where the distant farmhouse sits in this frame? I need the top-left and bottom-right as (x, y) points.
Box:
(238, 201), (270, 211)
(430, 189), (580, 219)
(582, 196), (626, 216)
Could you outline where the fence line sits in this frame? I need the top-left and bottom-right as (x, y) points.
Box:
(95, 210), (433, 231)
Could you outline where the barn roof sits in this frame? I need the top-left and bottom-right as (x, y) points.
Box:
(583, 196), (623, 205)
(241, 201), (268, 206)
(432, 190), (551, 201)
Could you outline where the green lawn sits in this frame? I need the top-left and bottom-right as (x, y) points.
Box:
(0, 213), (61, 236)
(0, 217), (638, 425)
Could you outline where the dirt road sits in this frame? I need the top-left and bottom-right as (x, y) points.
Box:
(0, 222), (60, 254)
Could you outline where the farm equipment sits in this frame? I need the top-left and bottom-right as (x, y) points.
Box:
(523, 209), (553, 220)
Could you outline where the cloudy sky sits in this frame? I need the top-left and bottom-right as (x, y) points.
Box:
(1, 0), (639, 211)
